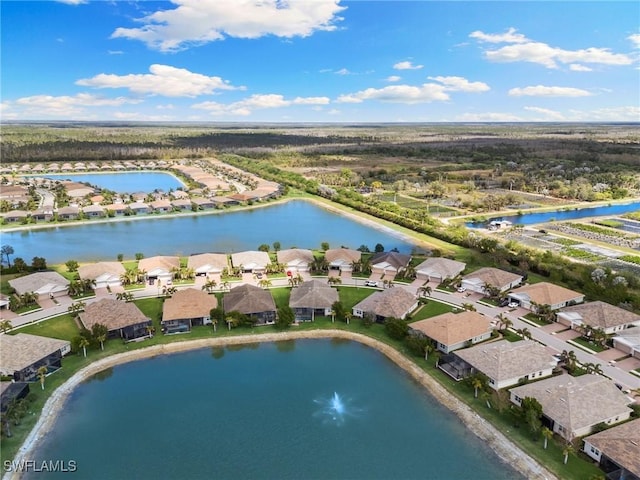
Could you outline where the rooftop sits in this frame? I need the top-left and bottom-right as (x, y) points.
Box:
(223, 284), (276, 315)
(289, 280), (339, 309)
(558, 301), (640, 329)
(509, 282), (584, 306)
(462, 267), (523, 289)
(584, 419), (640, 477)
(353, 287), (417, 319)
(162, 288), (218, 322)
(0, 333), (70, 375)
(410, 311), (492, 346)
(79, 298), (150, 331)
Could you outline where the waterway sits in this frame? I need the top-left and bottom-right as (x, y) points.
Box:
(29, 172), (185, 193)
(3, 201), (415, 264)
(466, 200), (640, 228)
(27, 339), (522, 480)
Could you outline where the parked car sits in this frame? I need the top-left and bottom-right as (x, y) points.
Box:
(499, 299), (510, 307)
(365, 280), (378, 287)
(457, 286), (466, 293)
(508, 302), (519, 308)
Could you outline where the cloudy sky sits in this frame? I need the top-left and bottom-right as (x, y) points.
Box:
(2, 1), (639, 122)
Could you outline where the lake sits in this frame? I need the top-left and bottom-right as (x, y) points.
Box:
(27, 339), (522, 480)
(4, 201), (416, 264)
(31, 172), (185, 193)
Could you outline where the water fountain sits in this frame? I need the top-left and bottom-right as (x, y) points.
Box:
(313, 392), (360, 426)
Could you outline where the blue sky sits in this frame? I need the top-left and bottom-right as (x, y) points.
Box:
(2, 1), (639, 122)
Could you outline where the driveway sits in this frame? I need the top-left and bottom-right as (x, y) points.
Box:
(596, 348), (629, 362)
(555, 329), (582, 341)
(541, 323), (568, 333)
(615, 356), (640, 372)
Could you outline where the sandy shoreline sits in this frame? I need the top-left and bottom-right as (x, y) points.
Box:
(5, 330), (556, 480)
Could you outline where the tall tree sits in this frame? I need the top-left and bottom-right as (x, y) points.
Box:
(91, 323), (109, 351)
(541, 427), (553, 450)
(1, 245), (14, 267)
(37, 365), (48, 390)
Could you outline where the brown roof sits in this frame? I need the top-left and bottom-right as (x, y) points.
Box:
(509, 282), (584, 306)
(353, 287), (417, 319)
(78, 262), (125, 281)
(162, 288), (218, 322)
(223, 284), (276, 315)
(277, 249), (314, 265)
(455, 340), (557, 383)
(138, 256), (180, 272)
(289, 280), (339, 309)
(79, 299), (150, 332)
(410, 311), (492, 346)
(462, 267), (522, 289)
(0, 333), (70, 376)
(558, 301), (640, 329)
(324, 248), (361, 264)
(584, 419), (640, 477)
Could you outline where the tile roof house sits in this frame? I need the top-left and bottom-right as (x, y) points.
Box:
(325, 248), (361, 272)
(612, 327), (640, 359)
(223, 284), (276, 325)
(508, 282), (585, 311)
(451, 340), (558, 390)
(352, 287), (418, 323)
(410, 311), (493, 354)
(78, 262), (126, 289)
(231, 251), (270, 273)
(9, 271), (69, 297)
(509, 375), (633, 440)
(138, 256), (180, 282)
(370, 252), (411, 275)
(79, 299), (151, 341)
(289, 280), (339, 322)
(82, 204), (105, 217)
(582, 418), (640, 479)
(461, 267), (523, 294)
(277, 249), (314, 273)
(0, 333), (71, 382)
(557, 301), (640, 335)
(187, 253), (229, 276)
(415, 257), (466, 283)
(150, 199), (172, 212)
(1, 210), (28, 223)
(162, 288), (218, 334)
(57, 205), (80, 220)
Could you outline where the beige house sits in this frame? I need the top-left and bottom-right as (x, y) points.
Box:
(325, 248), (361, 273)
(223, 284), (276, 325)
(79, 299), (151, 341)
(289, 280), (339, 322)
(612, 327), (640, 359)
(162, 288), (218, 334)
(138, 256), (180, 283)
(231, 251), (270, 274)
(461, 267), (523, 294)
(415, 257), (466, 284)
(352, 287), (418, 322)
(9, 271), (69, 298)
(509, 375), (633, 440)
(1, 210), (28, 223)
(0, 333), (71, 382)
(277, 249), (314, 273)
(557, 301), (640, 335)
(451, 340), (558, 390)
(78, 262), (126, 289)
(187, 253), (229, 277)
(410, 311), (493, 354)
(82, 204), (105, 218)
(370, 252), (411, 276)
(508, 282), (585, 310)
(582, 418), (640, 479)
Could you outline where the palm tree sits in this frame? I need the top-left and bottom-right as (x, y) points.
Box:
(495, 314), (512, 332)
(344, 312), (352, 325)
(330, 308), (336, 323)
(37, 365), (48, 390)
(424, 340), (435, 360)
(202, 279), (217, 293)
(79, 337), (90, 357)
(461, 303), (476, 312)
(516, 327), (532, 340)
(541, 427), (553, 449)
(471, 376), (484, 399)
(562, 443), (574, 465)
(418, 285), (432, 297)
(258, 279), (272, 289)
(0, 319), (13, 333)
(68, 301), (86, 315)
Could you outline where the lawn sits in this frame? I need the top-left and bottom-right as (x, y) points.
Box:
(570, 336), (607, 353)
(336, 286), (375, 310)
(409, 299), (452, 321)
(270, 287), (291, 309)
(16, 314), (79, 341)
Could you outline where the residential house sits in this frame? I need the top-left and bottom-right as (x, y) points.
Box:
(289, 280), (339, 321)
(0, 185), (30, 205)
(79, 299), (152, 341)
(410, 311), (493, 354)
(78, 262), (126, 289)
(63, 181), (94, 198)
(582, 419), (640, 480)
(191, 197), (215, 210)
(1, 210), (28, 223)
(0, 333), (71, 381)
(138, 256), (180, 283)
(223, 284), (276, 325)
(461, 267), (523, 295)
(30, 208), (53, 222)
(370, 252), (411, 277)
(9, 271), (69, 298)
(612, 327), (640, 359)
(82, 204), (105, 218)
(509, 375), (633, 440)
(277, 249), (314, 274)
(325, 248), (361, 273)
(508, 282), (585, 311)
(0, 294), (9, 310)
(162, 288), (218, 334)
(104, 203), (127, 216)
(557, 301), (640, 335)
(231, 251), (270, 274)
(128, 202), (150, 214)
(57, 205), (79, 220)
(0, 382), (30, 414)
(170, 198), (193, 211)
(449, 340), (558, 389)
(187, 253), (229, 277)
(211, 196), (239, 207)
(352, 287), (418, 323)
(415, 257), (466, 284)
(150, 199), (172, 213)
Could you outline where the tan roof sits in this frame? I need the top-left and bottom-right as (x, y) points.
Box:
(509, 282), (584, 306)
(277, 249), (314, 265)
(187, 253), (229, 272)
(230, 251), (270, 269)
(78, 262), (125, 281)
(455, 340), (557, 383)
(584, 419), (640, 477)
(79, 299), (150, 331)
(353, 287), (417, 319)
(410, 311), (492, 346)
(138, 256), (180, 272)
(415, 257), (466, 279)
(223, 284), (276, 315)
(0, 333), (70, 375)
(325, 248), (361, 264)
(510, 375), (632, 436)
(462, 267), (522, 289)
(558, 301), (640, 329)
(9, 271), (69, 296)
(289, 280), (339, 309)
(162, 288), (218, 322)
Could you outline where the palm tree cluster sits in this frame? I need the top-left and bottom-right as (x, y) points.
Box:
(9, 292), (39, 311)
(68, 278), (96, 297)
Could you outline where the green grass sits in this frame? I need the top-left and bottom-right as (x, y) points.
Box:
(410, 300), (452, 321)
(502, 330), (524, 342)
(523, 313), (551, 326)
(270, 287), (291, 309)
(13, 304), (42, 315)
(336, 286), (375, 310)
(15, 314), (79, 341)
(570, 337), (607, 353)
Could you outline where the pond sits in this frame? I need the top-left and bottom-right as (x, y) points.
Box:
(30, 172), (185, 193)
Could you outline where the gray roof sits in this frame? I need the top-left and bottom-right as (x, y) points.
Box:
(510, 375), (632, 435)
(80, 299), (150, 331)
(138, 256), (180, 273)
(558, 301), (640, 329)
(584, 419), (640, 477)
(277, 249), (314, 265)
(353, 287), (417, 319)
(415, 257), (466, 279)
(223, 284), (276, 315)
(0, 333), (70, 376)
(8, 271), (69, 296)
(289, 280), (339, 309)
(370, 252), (411, 270)
(509, 282), (584, 306)
(455, 340), (557, 383)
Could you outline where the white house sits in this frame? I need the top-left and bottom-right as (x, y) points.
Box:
(508, 282), (585, 311)
(78, 262), (126, 289)
(557, 301), (640, 335)
(582, 419), (640, 479)
(461, 267), (523, 295)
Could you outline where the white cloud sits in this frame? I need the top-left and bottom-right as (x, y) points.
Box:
(76, 64), (241, 97)
(524, 106), (566, 121)
(386, 75), (401, 82)
(628, 33), (640, 48)
(111, 0), (346, 52)
(568, 106), (640, 122)
(569, 64), (592, 72)
(8, 93), (139, 117)
(457, 112), (524, 122)
(192, 93), (330, 116)
(469, 27), (528, 44)
(56, 0), (88, 4)
(508, 85), (592, 97)
(335, 68), (351, 75)
(393, 61), (423, 70)
(112, 112), (174, 121)
(336, 84), (449, 104)
(427, 76), (490, 92)
(108, 50), (124, 55)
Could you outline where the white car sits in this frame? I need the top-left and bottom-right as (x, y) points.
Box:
(365, 280), (379, 287)
(507, 302), (519, 308)
(457, 287), (466, 293)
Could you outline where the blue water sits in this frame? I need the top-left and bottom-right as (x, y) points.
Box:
(4, 201), (415, 263)
(466, 201), (640, 228)
(27, 339), (522, 480)
(32, 172), (185, 193)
